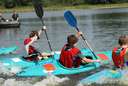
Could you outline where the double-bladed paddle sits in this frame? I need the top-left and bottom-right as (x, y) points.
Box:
(32, 0), (53, 51)
(64, 10), (97, 59)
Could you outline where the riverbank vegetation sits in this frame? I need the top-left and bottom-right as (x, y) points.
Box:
(0, 0), (128, 12)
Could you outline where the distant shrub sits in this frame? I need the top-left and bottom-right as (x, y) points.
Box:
(4, 0), (16, 8)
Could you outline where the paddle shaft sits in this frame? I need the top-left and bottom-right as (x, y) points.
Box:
(75, 26), (98, 59)
(41, 20), (53, 51)
(32, 0), (53, 52)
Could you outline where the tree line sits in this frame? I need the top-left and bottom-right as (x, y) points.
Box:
(0, 0), (128, 8)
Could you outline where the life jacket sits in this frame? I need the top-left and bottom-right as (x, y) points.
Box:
(59, 44), (81, 68)
(24, 38), (37, 55)
(24, 38), (39, 61)
(112, 47), (127, 68)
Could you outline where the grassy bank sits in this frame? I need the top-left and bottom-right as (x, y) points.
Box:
(0, 3), (128, 13)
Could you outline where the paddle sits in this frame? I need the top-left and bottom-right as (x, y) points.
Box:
(64, 10), (97, 59)
(32, 0), (53, 51)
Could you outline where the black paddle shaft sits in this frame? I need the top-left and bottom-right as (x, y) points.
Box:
(41, 20), (53, 51)
(32, 0), (53, 51)
(76, 27), (98, 59)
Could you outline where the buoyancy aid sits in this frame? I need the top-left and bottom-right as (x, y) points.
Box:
(24, 38), (40, 61)
(24, 38), (37, 55)
(112, 47), (127, 68)
(59, 44), (81, 68)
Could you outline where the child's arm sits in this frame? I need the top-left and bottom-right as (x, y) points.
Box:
(38, 29), (43, 36)
(82, 57), (100, 63)
(78, 53), (100, 63)
(25, 45), (29, 54)
(124, 48), (128, 63)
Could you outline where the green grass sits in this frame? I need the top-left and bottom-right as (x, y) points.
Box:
(0, 6), (34, 13)
(0, 3), (128, 13)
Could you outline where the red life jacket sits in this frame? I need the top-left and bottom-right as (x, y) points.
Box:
(24, 38), (39, 61)
(24, 38), (37, 55)
(59, 44), (81, 68)
(112, 47), (127, 68)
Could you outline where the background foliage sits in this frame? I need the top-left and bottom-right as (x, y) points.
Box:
(0, 0), (128, 8)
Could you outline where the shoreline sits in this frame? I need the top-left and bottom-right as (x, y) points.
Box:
(0, 3), (128, 13)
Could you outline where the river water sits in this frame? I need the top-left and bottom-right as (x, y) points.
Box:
(0, 8), (128, 86)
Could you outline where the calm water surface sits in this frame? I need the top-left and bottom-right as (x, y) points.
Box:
(0, 8), (128, 86)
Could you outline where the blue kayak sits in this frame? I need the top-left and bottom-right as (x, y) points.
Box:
(80, 69), (128, 84)
(0, 48), (112, 76)
(0, 46), (18, 55)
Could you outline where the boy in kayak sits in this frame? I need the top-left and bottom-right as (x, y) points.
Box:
(112, 35), (128, 68)
(24, 29), (51, 61)
(59, 32), (100, 68)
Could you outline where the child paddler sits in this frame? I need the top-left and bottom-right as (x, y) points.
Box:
(59, 32), (100, 68)
(24, 28), (52, 61)
(112, 35), (128, 69)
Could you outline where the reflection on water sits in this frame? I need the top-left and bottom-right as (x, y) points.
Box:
(0, 8), (128, 86)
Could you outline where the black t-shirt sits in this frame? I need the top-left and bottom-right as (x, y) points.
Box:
(12, 13), (19, 20)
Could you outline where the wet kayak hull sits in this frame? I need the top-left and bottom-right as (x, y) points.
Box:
(0, 48), (112, 76)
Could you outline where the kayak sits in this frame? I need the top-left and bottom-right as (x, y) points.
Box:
(0, 48), (112, 76)
(0, 46), (18, 55)
(80, 69), (128, 84)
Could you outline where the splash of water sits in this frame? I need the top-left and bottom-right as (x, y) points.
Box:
(77, 67), (128, 86)
(0, 75), (69, 86)
(0, 78), (5, 85)
(2, 79), (32, 86)
(34, 75), (69, 86)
